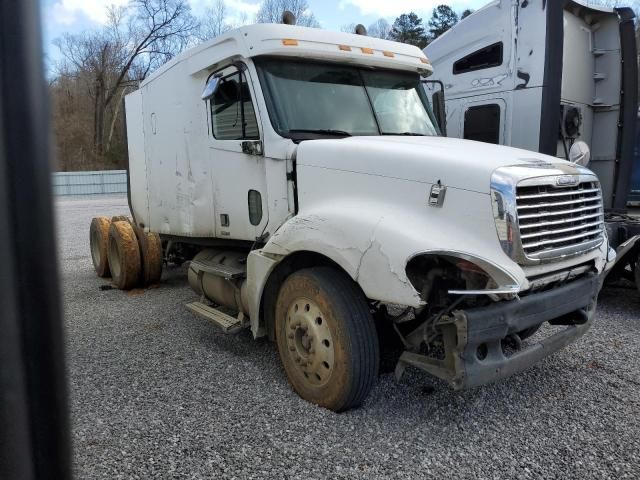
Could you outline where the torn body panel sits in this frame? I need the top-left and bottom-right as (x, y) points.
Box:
(258, 142), (532, 310)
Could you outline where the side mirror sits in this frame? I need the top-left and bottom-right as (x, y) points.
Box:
(201, 76), (220, 101)
(569, 140), (591, 166)
(422, 79), (447, 136)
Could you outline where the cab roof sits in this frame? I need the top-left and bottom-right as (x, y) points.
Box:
(140, 23), (432, 88)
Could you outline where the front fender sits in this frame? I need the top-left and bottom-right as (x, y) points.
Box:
(261, 186), (525, 307)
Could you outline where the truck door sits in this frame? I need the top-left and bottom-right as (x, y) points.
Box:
(206, 64), (268, 241)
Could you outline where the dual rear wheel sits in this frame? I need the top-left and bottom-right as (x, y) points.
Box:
(89, 215), (162, 289)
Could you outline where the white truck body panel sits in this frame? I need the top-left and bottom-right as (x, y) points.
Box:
(260, 136), (608, 311)
(119, 20), (616, 397)
(424, 0), (625, 207)
(126, 24), (432, 240)
(125, 21), (610, 349)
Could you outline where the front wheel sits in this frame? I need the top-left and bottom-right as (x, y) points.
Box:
(275, 267), (379, 412)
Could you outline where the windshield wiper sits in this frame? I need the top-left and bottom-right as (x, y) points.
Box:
(288, 129), (352, 137)
(382, 132), (427, 136)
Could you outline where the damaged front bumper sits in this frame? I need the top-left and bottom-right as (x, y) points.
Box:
(395, 273), (601, 389)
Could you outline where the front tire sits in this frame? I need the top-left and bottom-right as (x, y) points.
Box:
(275, 267), (379, 412)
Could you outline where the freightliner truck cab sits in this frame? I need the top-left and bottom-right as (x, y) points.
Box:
(89, 14), (615, 411)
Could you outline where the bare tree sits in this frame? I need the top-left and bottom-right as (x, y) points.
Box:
(236, 11), (250, 27)
(340, 23), (357, 33)
(54, 0), (198, 162)
(197, 0), (231, 41)
(256, 0), (320, 28)
(341, 19), (390, 39)
(368, 18), (391, 39)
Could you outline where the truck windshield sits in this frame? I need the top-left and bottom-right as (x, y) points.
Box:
(255, 58), (439, 140)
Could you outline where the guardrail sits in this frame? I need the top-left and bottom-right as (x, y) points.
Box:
(52, 170), (127, 195)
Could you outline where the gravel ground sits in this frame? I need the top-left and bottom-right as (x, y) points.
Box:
(57, 195), (640, 479)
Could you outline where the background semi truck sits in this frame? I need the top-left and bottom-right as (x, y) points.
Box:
(90, 14), (614, 411)
(424, 0), (640, 289)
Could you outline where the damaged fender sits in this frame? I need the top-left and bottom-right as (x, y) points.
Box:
(245, 185), (526, 337)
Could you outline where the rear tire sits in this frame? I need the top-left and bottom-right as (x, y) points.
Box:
(134, 227), (163, 286)
(89, 216), (111, 277)
(111, 215), (130, 223)
(107, 221), (141, 290)
(275, 267), (379, 412)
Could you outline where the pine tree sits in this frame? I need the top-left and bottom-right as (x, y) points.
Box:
(388, 12), (428, 49)
(461, 9), (474, 20)
(428, 5), (459, 40)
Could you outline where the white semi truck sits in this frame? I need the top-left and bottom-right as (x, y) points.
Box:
(424, 0), (640, 289)
(90, 14), (616, 411)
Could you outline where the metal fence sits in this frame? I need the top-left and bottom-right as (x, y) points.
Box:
(52, 170), (127, 195)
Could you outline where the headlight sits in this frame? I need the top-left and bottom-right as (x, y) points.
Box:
(490, 170), (518, 260)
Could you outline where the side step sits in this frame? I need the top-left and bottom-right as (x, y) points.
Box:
(189, 260), (245, 280)
(185, 301), (244, 334)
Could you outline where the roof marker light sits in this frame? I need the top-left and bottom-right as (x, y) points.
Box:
(420, 57), (430, 64)
(361, 47), (374, 54)
(383, 51), (395, 58)
(282, 39), (298, 46)
(338, 45), (352, 51)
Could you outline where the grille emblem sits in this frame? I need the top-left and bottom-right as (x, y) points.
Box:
(556, 175), (579, 186)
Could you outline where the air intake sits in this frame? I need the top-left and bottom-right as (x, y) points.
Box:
(282, 10), (296, 25)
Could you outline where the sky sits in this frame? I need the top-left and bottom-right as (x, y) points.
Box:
(40, 0), (489, 67)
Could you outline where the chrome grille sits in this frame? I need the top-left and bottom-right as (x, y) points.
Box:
(515, 180), (604, 260)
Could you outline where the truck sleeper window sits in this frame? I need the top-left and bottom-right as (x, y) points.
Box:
(255, 58), (438, 139)
(210, 70), (259, 140)
(453, 42), (503, 75)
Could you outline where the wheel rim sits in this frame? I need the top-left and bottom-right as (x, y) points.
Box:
(108, 237), (121, 279)
(285, 297), (335, 386)
(90, 227), (102, 267)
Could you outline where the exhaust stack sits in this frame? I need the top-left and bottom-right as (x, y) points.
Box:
(282, 10), (296, 25)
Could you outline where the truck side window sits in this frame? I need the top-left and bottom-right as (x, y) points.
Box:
(453, 42), (503, 75)
(464, 104), (500, 144)
(210, 70), (259, 140)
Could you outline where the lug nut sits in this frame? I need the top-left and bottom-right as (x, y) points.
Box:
(289, 346), (295, 351)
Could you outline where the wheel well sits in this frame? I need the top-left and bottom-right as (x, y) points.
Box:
(259, 251), (356, 341)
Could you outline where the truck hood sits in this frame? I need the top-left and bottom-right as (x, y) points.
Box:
(295, 136), (585, 194)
